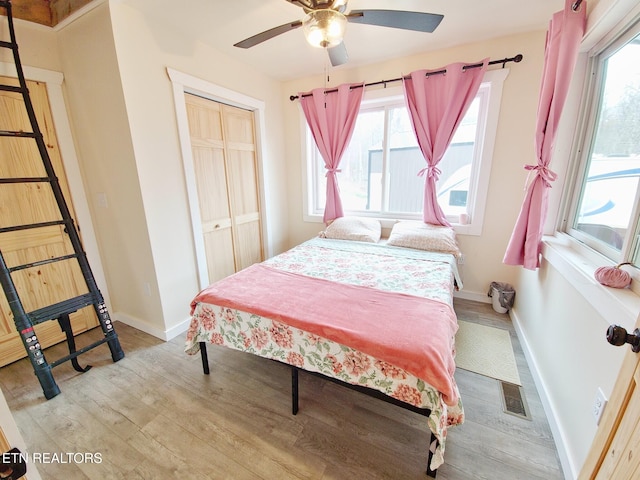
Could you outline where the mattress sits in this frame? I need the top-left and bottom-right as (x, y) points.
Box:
(185, 237), (464, 469)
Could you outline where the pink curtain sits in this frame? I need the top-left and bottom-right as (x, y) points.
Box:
(403, 60), (488, 226)
(299, 82), (364, 223)
(503, 0), (586, 269)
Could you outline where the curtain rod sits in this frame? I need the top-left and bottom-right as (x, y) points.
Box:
(289, 53), (523, 101)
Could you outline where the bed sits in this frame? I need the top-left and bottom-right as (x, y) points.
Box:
(185, 219), (465, 476)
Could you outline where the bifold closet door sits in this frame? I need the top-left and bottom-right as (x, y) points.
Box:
(185, 94), (263, 284)
(221, 104), (263, 271)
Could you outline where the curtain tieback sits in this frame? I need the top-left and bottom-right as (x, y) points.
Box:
(325, 168), (342, 177)
(524, 163), (557, 187)
(418, 165), (441, 180)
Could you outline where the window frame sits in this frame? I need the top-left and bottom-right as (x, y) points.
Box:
(562, 19), (640, 267)
(300, 68), (510, 236)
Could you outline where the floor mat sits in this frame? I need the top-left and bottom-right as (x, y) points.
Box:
(455, 320), (521, 385)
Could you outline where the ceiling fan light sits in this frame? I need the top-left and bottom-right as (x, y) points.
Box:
(302, 9), (347, 48)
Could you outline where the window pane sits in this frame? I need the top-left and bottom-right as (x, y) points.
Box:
(437, 97), (479, 217)
(307, 78), (502, 226)
(386, 106), (422, 214)
(336, 106), (425, 214)
(574, 35), (640, 251)
(315, 100), (480, 217)
(340, 108), (385, 211)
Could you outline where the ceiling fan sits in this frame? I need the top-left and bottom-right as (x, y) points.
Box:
(233, 0), (444, 67)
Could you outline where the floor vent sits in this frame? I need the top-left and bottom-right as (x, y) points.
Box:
(500, 381), (531, 420)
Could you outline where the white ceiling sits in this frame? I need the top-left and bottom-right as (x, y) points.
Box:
(123, 0), (566, 81)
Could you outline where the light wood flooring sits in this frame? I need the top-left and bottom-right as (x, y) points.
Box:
(0, 298), (564, 479)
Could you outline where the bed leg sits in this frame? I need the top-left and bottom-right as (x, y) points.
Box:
(199, 342), (210, 375)
(426, 431), (438, 478)
(291, 367), (299, 415)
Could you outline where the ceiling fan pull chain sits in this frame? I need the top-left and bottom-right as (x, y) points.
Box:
(325, 55), (330, 87)
(324, 55), (330, 108)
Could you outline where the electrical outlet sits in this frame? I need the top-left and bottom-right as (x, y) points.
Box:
(458, 254), (465, 265)
(592, 387), (608, 425)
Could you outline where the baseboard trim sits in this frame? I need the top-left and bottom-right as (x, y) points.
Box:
(113, 312), (190, 342)
(510, 307), (576, 480)
(166, 317), (192, 341)
(453, 289), (491, 304)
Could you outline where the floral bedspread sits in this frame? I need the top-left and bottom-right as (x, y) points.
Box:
(185, 237), (464, 470)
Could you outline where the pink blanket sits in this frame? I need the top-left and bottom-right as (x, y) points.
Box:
(191, 263), (459, 406)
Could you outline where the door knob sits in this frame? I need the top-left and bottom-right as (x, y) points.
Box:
(606, 325), (640, 352)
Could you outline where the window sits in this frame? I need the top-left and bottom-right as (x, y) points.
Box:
(566, 23), (640, 264)
(303, 69), (508, 234)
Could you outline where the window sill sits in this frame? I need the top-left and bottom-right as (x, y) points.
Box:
(542, 233), (640, 330)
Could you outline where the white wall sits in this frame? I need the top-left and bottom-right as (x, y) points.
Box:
(511, 0), (640, 477)
(280, 10), (637, 475)
(56, 3), (163, 335)
(44, 1), (290, 339)
(1, 1), (291, 342)
(512, 260), (626, 478)
(0, 19), (61, 71)
(17, 0), (288, 341)
(282, 30), (547, 300)
(3, 0), (636, 477)
(106, 1), (289, 336)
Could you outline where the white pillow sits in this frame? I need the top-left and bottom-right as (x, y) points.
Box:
(387, 221), (460, 256)
(320, 216), (382, 243)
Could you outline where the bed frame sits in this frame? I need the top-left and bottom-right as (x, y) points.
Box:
(198, 341), (439, 478)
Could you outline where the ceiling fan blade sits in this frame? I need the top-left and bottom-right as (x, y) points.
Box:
(347, 10), (444, 33)
(328, 42), (349, 66)
(234, 20), (303, 49)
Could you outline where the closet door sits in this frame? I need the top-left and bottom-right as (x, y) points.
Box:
(222, 104), (263, 271)
(184, 94), (263, 284)
(185, 94), (235, 283)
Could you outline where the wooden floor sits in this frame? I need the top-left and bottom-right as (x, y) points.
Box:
(0, 298), (564, 479)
